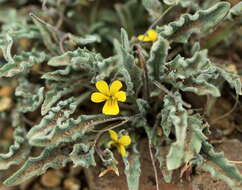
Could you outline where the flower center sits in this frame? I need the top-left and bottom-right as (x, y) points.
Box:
(109, 95), (117, 101)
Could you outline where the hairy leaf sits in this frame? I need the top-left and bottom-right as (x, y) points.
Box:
(157, 2), (230, 43)
(4, 146), (70, 186)
(70, 143), (96, 167)
(162, 50), (221, 97)
(114, 29), (143, 95)
(202, 141), (242, 181)
(165, 93), (188, 170)
(15, 78), (44, 113)
(27, 96), (87, 142)
(0, 127), (30, 170)
(148, 36), (169, 80)
(201, 163), (242, 190)
(123, 141), (141, 190)
(0, 48), (45, 78)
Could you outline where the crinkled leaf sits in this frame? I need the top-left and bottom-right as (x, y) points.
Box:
(15, 78), (44, 113)
(216, 66), (242, 95)
(0, 127), (30, 170)
(29, 114), (127, 147)
(166, 93), (188, 170)
(27, 96), (88, 143)
(114, 29), (143, 95)
(70, 143), (96, 167)
(148, 36), (169, 80)
(41, 82), (87, 115)
(0, 49), (45, 78)
(162, 50), (221, 97)
(157, 2), (230, 43)
(4, 146), (70, 186)
(123, 141), (141, 190)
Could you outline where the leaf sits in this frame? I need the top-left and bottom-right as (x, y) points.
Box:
(47, 48), (103, 69)
(216, 66), (242, 95)
(165, 93), (188, 170)
(67, 34), (101, 46)
(114, 29), (143, 95)
(162, 50), (221, 97)
(148, 36), (169, 80)
(27, 96), (87, 143)
(31, 13), (59, 55)
(28, 114), (127, 147)
(0, 34), (14, 63)
(123, 141), (141, 190)
(157, 2), (231, 43)
(0, 49), (45, 78)
(227, 2), (242, 20)
(41, 82), (87, 115)
(4, 146), (70, 186)
(160, 96), (176, 137)
(114, 2), (135, 36)
(70, 143), (96, 167)
(202, 141), (242, 181)
(200, 163), (242, 190)
(15, 78), (44, 113)
(0, 127), (30, 170)
(184, 115), (207, 163)
(163, 0), (179, 6)
(203, 2), (242, 48)
(142, 0), (163, 20)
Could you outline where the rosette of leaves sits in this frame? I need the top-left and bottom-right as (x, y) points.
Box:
(0, 1), (242, 190)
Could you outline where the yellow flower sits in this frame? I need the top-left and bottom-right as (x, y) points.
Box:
(91, 80), (126, 115)
(137, 29), (158, 42)
(108, 130), (131, 157)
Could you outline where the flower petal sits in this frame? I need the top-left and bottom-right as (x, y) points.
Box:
(147, 29), (158, 41)
(96, 80), (109, 95)
(108, 130), (118, 142)
(115, 91), (126, 102)
(118, 136), (131, 147)
(138, 29), (158, 42)
(107, 140), (116, 147)
(117, 144), (126, 157)
(102, 99), (119, 115)
(138, 34), (151, 42)
(110, 80), (122, 95)
(91, 92), (107, 103)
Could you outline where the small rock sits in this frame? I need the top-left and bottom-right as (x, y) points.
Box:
(0, 97), (12, 111)
(0, 86), (12, 97)
(64, 177), (81, 190)
(41, 170), (61, 188)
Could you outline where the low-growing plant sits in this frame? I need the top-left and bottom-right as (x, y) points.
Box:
(0, 0), (242, 189)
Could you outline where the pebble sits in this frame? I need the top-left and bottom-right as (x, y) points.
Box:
(64, 177), (81, 190)
(41, 170), (61, 188)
